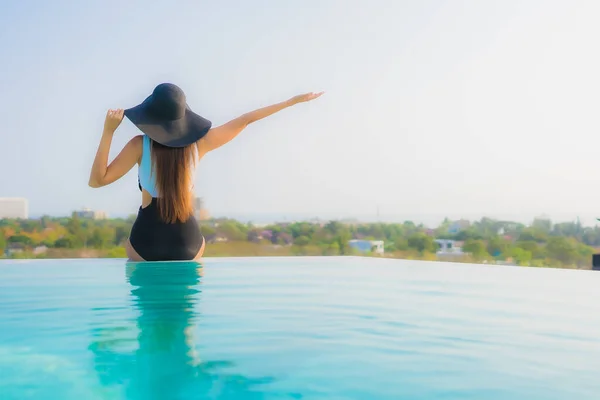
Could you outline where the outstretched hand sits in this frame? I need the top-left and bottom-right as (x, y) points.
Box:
(104, 109), (124, 133)
(290, 91), (325, 104)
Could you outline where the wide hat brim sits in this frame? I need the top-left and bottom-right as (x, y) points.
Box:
(124, 96), (212, 148)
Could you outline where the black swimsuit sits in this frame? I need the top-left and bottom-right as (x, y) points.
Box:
(129, 179), (204, 261)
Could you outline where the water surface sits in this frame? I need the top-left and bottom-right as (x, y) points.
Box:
(1, 257), (599, 399)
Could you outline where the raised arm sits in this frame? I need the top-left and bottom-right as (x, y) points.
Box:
(197, 91), (324, 156)
(89, 109), (143, 188)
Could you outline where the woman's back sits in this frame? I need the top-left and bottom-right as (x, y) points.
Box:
(138, 134), (159, 198)
(88, 83), (323, 262)
(126, 133), (204, 261)
(137, 134), (197, 223)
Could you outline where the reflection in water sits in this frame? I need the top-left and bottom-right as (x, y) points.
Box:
(88, 261), (272, 399)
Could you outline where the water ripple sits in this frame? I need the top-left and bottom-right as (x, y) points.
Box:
(1, 257), (600, 399)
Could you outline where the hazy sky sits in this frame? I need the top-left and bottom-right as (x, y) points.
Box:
(2, 0), (600, 225)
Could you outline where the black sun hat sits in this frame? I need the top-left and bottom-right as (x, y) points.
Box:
(124, 83), (212, 148)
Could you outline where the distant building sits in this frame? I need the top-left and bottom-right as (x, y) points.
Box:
(348, 240), (384, 255)
(194, 197), (210, 221)
(75, 208), (107, 220)
(0, 198), (28, 219)
(5, 243), (25, 256)
(33, 245), (48, 255)
(435, 239), (464, 255)
(448, 219), (470, 234)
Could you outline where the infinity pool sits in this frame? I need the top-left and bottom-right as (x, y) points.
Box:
(1, 257), (599, 399)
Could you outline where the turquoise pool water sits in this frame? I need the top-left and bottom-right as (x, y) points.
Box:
(1, 257), (599, 399)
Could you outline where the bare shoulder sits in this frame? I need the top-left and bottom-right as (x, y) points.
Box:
(195, 132), (212, 159)
(195, 121), (242, 157)
(130, 135), (144, 145)
(128, 135), (144, 150)
(126, 135), (144, 162)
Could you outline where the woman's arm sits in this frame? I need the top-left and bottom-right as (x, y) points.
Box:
(197, 91), (324, 156)
(89, 109), (142, 188)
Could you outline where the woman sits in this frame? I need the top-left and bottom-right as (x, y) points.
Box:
(88, 83), (323, 261)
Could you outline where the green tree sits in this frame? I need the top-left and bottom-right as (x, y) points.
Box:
(575, 242), (594, 267)
(67, 213), (82, 235)
(114, 226), (130, 246)
(290, 222), (316, 239)
(581, 228), (600, 246)
(0, 229), (6, 255)
(384, 242), (397, 253)
(462, 239), (489, 260)
(515, 240), (543, 259)
(472, 217), (501, 239)
(506, 247), (532, 265)
(454, 228), (484, 241)
(394, 237), (409, 251)
(407, 233), (436, 253)
(294, 235), (310, 247)
(324, 221), (343, 236)
(66, 214), (85, 247)
(20, 220), (39, 233)
(382, 224), (403, 241)
(367, 224), (385, 240)
(519, 227), (548, 243)
(54, 236), (75, 248)
(323, 241), (340, 255)
(532, 217), (552, 233)
(552, 221), (582, 239)
(336, 231), (353, 255)
(40, 239), (56, 248)
(200, 225), (217, 242)
(106, 247), (127, 258)
(486, 236), (511, 258)
(217, 221), (246, 241)
(545, 237), (578, 266)
(40, 216), (51, 229)
(8, 234), (33, 246)
(435, 218), (451, 238)
(88, 227), (115, 249)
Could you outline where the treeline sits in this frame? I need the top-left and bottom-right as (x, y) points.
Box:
(0, 214), (133, 259)
(0, 214), (597, 268)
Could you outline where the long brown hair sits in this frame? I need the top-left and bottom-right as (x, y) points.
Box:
(150, 140), (197, 224)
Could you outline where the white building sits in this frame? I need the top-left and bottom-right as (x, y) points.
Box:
(75, 208), (107, 220)
(435, 239), (464, 255)
(348, 239), (385, 254)
(0, 198), (28, 219)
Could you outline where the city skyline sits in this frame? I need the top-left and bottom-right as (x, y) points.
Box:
(12, 199), (600, 229)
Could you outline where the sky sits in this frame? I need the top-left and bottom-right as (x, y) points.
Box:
(1, 0), (600, 226)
